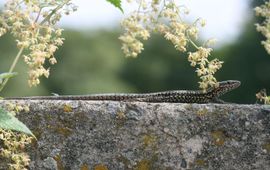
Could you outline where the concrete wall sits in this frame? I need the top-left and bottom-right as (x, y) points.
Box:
(0, 100), (270, 170)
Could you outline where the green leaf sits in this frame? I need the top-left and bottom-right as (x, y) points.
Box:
(0, 107), (34, 137)
(106, 0), (123, 12)
(0, 72), (18, 84)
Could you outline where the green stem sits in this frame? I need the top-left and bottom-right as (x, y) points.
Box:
(189, 39), (199, 49)
(40, 0), (70, 25)
(0, 47), (24, 93)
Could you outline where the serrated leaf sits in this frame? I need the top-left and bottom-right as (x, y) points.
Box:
(0, 72), (18, 84)
(106, 0), (123, 12)
(0, 107), (34, 136)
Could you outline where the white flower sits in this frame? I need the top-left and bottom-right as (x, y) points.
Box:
(119, 0), (223, 90)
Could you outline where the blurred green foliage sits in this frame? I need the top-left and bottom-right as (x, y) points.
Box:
(0, 1), (269, 104)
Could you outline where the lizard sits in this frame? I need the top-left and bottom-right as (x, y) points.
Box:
(4, 80), (240, 103)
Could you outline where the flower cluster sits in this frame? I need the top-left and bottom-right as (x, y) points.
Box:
(255, 1), (270, 55)
(5, 102), (30, 116)
(188, 48), (223, 90)
(255, 1), (270, 54)
(0, 103), (32, 170)
(0, 129), (32, 170)
(256, 89), (270, 105)
(119, 14), (150, 57)
(0, 0), (77, 87)
(120, 0), (223, 90)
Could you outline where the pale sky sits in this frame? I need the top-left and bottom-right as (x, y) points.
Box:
(0, 0), (251, 44)
(59, 0), (251, 44)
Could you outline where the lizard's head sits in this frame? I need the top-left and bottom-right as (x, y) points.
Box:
(213, 80), (241, 97)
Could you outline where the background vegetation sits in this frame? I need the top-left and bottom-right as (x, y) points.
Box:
(0, 1), (269, 104)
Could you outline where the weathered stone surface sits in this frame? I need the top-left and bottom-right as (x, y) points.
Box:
(0, 100), (270, 170)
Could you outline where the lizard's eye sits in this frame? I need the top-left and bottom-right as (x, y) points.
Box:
(227, 81), (234, 85)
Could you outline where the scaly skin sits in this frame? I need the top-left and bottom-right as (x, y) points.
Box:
(4, 80), (241, 103)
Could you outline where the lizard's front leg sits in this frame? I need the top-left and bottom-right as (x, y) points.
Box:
(211, 97), (226, 104)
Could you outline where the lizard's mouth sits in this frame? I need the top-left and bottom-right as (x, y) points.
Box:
(230, 81), (241, 90)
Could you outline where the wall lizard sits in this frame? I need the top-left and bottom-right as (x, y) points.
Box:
(4, 80), (240, 103)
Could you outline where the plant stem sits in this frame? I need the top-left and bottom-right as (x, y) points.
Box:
(40, 0), (70, 25)
(189, 39), (199, 49)
(0, 47), (24, 93)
